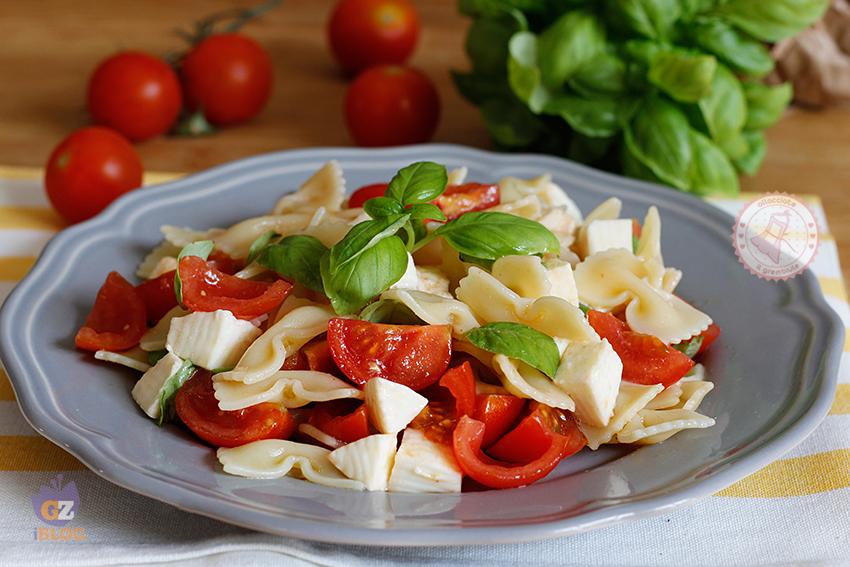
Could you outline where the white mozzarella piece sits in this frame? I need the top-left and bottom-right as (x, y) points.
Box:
(555, 339), (622, 428)
(329, 434), (398, 491)
(585, 219), (633, 256)
(388, 429), (462, 493)
(389, 252), (419, 291)
(166, 310), (261, 370)
(364, 378), (428, 434)
(544, 259), (579, 306)
(131, 352), (185, 419)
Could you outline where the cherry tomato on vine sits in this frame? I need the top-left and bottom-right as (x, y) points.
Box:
(181, 33), (273, 126)
(87, 51), (183, 142)
(45, 127), (143, 224)
(344, 65), (440, 147)
(328, 0), (420, 74)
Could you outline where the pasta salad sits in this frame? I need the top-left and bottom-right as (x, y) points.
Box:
(75, 161), (719, 493)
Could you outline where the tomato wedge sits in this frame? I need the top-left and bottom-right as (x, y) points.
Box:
(433, 183), (500, 221)
(439, 362), (476, 418)
(474, 394), (526, 449)
(76, 272), (147, 352)
(301, 338), (340, 375)
(452, 412), (585, 490)
(175, 370), (296, 448)
(327, 319), (452, 391)
(178, 255), (292, 319)
(136, 270), (178, 324)
(281, 350), (308, 371)
(347, 183), (388, 208)
(587, 310), (694, 387)
(207, 250), (243, 275)
(308, 399), (371, 444)
(696, 323), (721, 356)
(487, 403), (580, 463)
(411, 361), (477, 444)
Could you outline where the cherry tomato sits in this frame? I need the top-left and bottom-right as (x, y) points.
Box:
(696, 323), (721, 356)
(76, 272), (148, 352)
(178, 256), (292, 319)
(136, 270), (178, 324)
(347, 183), (388, 208)
(308, 399), (371, 444)
(45, 127), (143, 224)
(327, 319), (452, 391)
(301, 338), (340, 375)
(281, 350), (309, 371)
(175, 370), (295, 448)
(87, 51), (182, 141)
(452, 412), (585, 490)
(588, 310), (694, 387)
(181, 33), (273, 126)
(473, 394), (526, 449)
(434, 183), (500, 221)
(207, 250), (243, 275)
(438, 362), (477, 418)
(487, 403), (581, 463)
(344, 65), (440, 147)
(328, 0), (419, 74)
(411, 361), (477, 444)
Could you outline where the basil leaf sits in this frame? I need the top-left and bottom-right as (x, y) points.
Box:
(579, 303), (591, 315)
(258, 235), (329, 293)
(681, 0), (721, 18)
(434, 211), (560, 260)
(568, 133), (616, 165)
(466, 322), (561, 378)
(543, 96), (635, 138)
(452, 71), (514, 106)
(688, 130), (740, 196)
(329, 214), (410, 271)
(648, 50), (717, 103)
(732, 130), (767, 176)
(147, 349), (168, 366)
(481, 98), (544, 147)
(624, 95), (693, 190)
(466, 14), (524, 75)
(173, 239), (215, 305)
(538, 10), (606, 89)
(507, 31), (552, 113)
(386, 162), (448, 206)
(247, 230), (278, 265)
(156, 360), (196, 426)
(673, 334), (704, 358)
(622, 141), (664, 184)
(364, 197), (405, 219)
(697, 64), (747, 148)
(407, 203), (446, 223)
(569, 52), (627, 98)
(321, 236), (409, 315)
(605, 0), (681, 40)
(716, 0), (830, 42)
(458, 253), (495, 270)
(360, 299), (425, 325)
(689, 18), (774, 78)
(744, 82), (793, 130)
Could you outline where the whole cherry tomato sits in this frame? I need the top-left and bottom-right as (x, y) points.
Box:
(328, 0), (420, 74)
(181, 33), (273, 126)
(87, 51), (182, 141)
(344, 65), (440, 147)
(45, 127), (143, 224)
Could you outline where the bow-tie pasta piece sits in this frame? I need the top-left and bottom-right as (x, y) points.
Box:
(492, 354), (576, 411)
(380, 289), (480, 338)
(213, 213), (314, 259)
(616, 408), (715, 445)
(272, 161), (345, 215)
(213, 370), (363, 410)
(579, 381), (664, 450)
(498, 174), (583, 222)
(447, 166), (468, 186)
(575, 197), (622, 259)
(491, 255), (579, 306)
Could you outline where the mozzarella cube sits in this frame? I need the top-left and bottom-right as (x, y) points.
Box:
(329, 434), (397, 491)
(585, 219), (633, 256)
(364, 378), (428, 434)
(388, 429), (462, 493)
(131, 352), (185, 419)
(166, 309), (261, 371)
(389, 252), (419, 291)
(555, 339), (622, 428)
(416, 266), (452, 298)
(544, 259), (579, 306)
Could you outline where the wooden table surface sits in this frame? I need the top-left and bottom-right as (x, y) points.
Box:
(2, 0), (849, 282)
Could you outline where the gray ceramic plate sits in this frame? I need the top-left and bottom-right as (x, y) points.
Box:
(0, 145), (842, 545)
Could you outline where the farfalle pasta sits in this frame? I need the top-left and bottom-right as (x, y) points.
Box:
(75, 160), (718, 494)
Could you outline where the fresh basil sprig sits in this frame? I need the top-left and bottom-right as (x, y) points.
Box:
(385, 161), (449, 206)
(257, 235), (328, 293)
(360, 298), (424, 325)
(156, 359), (196, 426)
(173, 240), (215, 305)
(466, 322), (561, 378)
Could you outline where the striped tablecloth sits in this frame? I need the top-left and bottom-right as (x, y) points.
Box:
(0, 165), (848, 566)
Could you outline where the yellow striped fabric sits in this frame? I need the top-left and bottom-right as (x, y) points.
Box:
(0, 171), (847, 500)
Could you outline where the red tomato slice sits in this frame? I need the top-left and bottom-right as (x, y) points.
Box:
(207, 250), (243, 275)
(308, 399), (371, 444)
(439, 362), (476, 418)
(281, 350), (308, 371)
(587, 310), (694, 387)
(410, 361), (477, 444)
(76, 272), (147, 352)
(474, 394), (526, 449)
(348, 183), (388, 208)
(452, 413), (585, 490)
(433, 183), (500, 221)
(632, 218), (642, 238)
(327, 319), (452, 391)
(487, 403), (583, 463)
(179, 256), (292, 319)
(136, 270), (178, 324)
(696, 323), (721, 356)
(301, 338), (340, 375)
(175, 370), (296, 448)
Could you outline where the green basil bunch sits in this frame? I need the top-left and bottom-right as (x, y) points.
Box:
(454, 0), (827, 195)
